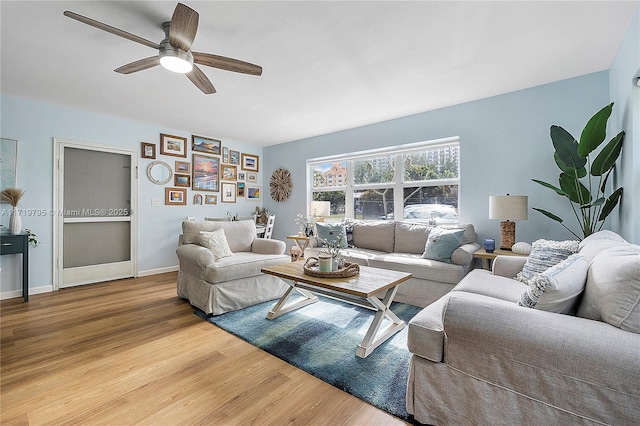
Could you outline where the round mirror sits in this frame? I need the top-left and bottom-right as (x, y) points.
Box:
(147, 161), (173, 185)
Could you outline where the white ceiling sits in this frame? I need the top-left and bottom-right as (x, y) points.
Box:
(1, 1), (637, 147)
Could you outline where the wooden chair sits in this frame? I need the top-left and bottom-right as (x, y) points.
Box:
(262, 215), (275, 239)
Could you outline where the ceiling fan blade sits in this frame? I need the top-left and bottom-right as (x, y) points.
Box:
(193, 52), (262, 76)
(187, 65), (216, 94)
(169, 3), (199, 52)
(115, 56), (160, 74)
(63, 11), (160, 50)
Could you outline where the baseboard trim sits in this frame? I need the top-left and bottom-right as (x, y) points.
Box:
(137, 265), (179, 277)
(1, 285), (53, 301)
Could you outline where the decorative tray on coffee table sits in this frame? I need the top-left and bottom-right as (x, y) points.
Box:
(303, 257), (360, 278)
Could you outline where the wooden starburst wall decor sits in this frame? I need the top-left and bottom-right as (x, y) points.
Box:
(270, 168), (292, 202)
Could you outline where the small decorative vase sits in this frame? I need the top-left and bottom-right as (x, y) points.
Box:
(9, 207), (22, 235)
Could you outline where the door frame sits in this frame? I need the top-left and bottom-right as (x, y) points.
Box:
(52, 138), (138, 290)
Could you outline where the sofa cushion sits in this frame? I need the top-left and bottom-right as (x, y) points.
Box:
(316, 222), (347, 248)
(577, 244), (640, 333)
(352, 220), (395, 252)
(452, 269), (527, 302)
(394, 222), (430, 254)
(422, 227), (464, 263)
(440, 223), (477, 245)
(203, 252), (290, 284)
(199, 229), (234, 261)
(407, 295), (450, 362)
(370, 253), (464, 284)
(515, 239), (579, 284)
(518, 254), (589, 313)
(578, 229), (627, 262)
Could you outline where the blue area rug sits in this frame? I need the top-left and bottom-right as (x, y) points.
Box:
(195, 296), (421, 421)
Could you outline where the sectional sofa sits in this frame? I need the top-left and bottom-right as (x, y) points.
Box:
(304, 220), (480, 307)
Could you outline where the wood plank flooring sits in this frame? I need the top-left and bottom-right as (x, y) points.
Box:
(1, 273), (410, 425)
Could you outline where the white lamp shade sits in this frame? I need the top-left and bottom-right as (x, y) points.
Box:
(489, 195), (528, 221)
(310, 201), (331, 217)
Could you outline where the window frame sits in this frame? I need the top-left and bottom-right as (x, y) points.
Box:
(307, 136), (460, 222)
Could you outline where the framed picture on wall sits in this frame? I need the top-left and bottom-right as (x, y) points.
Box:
(221, 164), (237, 181)
(175, 161), (191, 174)
(192, 135), (221, 155)
(174, 174), (191, 187)
(237, 172), (245, 181)
(241, 153), (259, 172)
(141, 142), (156, 159)
(237, 182), (245, 197)
(205, 194), (217, 205)
(160, 133), (187, 158)
(165, 187), (187, 205)
(246, 185), (261, 201)
(246, 172), (258, 183)
(229, 150), (240, 165)
(192, 154), (219, 192)
(193, 194), (203, 205)
(222, 147), (229, 163)
(221, 182), (236, 203)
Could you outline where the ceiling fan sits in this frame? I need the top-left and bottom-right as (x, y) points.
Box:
(63, 3), (262, 94)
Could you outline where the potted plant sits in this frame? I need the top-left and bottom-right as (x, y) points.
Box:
(532, 103), (624, 239)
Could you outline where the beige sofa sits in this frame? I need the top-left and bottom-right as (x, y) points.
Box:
(176, 220), (290, 315)
(305, 221), (480, 307)
(406, 230), (640, 425)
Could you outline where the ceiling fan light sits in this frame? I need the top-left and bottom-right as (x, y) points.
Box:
(159, 42), (193, 74)
(160, 56), (193, 73)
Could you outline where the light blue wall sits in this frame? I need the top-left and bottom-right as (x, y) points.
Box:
(609, 4), (640, 244)
(263, 72), (616, 245)
(0, 95), (264, 297)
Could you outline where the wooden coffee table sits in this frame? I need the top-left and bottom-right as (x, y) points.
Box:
(261, 262), (412, 358)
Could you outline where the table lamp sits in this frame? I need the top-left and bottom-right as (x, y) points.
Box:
(310, 201), (330, 222)
(489, 194), (528, 250)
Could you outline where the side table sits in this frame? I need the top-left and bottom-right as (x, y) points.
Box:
(286, 235), (310, 259)
(473, 248), (527, 271)
(0, 233), (29, 301)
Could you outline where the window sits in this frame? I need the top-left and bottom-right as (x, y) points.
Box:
(308, 137), (460, 224)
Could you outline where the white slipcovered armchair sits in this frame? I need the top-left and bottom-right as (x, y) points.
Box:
(177, 220), (290, 315)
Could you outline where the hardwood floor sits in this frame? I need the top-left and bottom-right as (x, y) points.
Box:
(1, 273), (410, 425)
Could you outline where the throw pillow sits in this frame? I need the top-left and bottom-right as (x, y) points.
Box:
(517, 254), (589, 313)
(422, 227), (465, 263)
(199, 229), (234, 260)
(316, 222), (347, 248)
(577, 244), (640, 333)
(515, 239), (579, 284)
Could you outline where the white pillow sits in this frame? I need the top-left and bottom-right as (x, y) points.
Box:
(199, 229), (234, 260)
(515, 239), (579, 284)
(518, 254), (589, 313)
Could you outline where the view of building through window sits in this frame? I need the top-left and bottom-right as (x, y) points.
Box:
(309, 138), (459, 224)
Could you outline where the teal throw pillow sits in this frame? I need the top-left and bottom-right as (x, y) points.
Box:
(422, 227), (465, 263)
(316, 222), (347, 248)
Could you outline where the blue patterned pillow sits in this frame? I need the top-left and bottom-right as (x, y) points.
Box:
(516, 239), (579, 284)
(422, 227), (465, 263)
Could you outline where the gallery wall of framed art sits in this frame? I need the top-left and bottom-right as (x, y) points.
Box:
(140, 133), (262, 207)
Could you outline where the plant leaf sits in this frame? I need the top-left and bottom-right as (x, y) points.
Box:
(551, 125), (587, 170)
(532, 178), (566, 196)
(532, 207), (564, 223)
(559, 173), (591, 204)
(554, 152), (587, 178)
(598, 187), (623, 221)
(578, 103), (613, 157)
(591, 131), (624, 176)
(581, 197), (605, 209)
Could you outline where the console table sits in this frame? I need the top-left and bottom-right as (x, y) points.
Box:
(0, 233), (29, 302)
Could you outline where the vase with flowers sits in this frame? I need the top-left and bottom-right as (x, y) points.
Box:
(1, 188), (25, 235)
(294, 213), (315, 237)
(318, 235), (345, 271)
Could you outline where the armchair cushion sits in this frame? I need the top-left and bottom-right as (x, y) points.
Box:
(199, 229), (234, 260)
(518, 254), (589, 313)
(515, 239), (579, 284)
(577, 244), (640, 333)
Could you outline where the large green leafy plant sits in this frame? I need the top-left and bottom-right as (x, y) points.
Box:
(532, 103), (624, 240)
